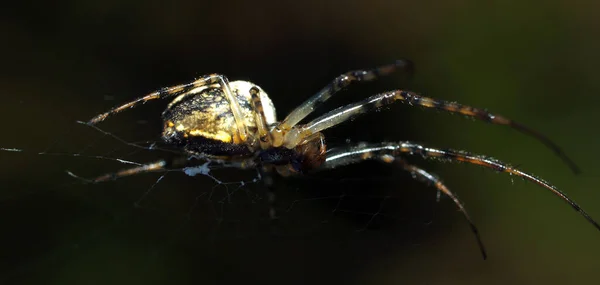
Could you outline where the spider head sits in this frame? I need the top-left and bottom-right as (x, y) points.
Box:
(255, 133), (326, 174)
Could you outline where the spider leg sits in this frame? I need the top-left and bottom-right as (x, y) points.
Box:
(258, 166), (278, 220)
(87, 74), (231, 124)
(88, 74), (222, 124)
(249, 87), (273, 149)
(394, 160), (487, 259)
(322, 146), (487, 259)
(276, 60), (413, 131)
(324, 141), (600, 232)
(287, 90), (579, 173)
(74, 160), (169, 183)
(74, 156), (255, 183)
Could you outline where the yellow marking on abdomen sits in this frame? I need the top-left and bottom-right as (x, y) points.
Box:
(189, 129), (233, 143)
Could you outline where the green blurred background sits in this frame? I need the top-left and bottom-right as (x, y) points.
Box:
(2, 0), (600, 284)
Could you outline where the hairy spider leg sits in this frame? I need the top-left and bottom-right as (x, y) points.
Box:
(258, 166), (278, 220)
(249, 86), (279, 219)
(218, 76), (251, 143)
(275, 60), (413, 134)
(89, 160), (168, 183)
(88, 74), (253, 145)
(323, 145), (487, 259)
(286, 90), (579, 174)
(249, 87), (273, 149)
(83, 156), (255, 183)
(325, 141), (600, 232)
(87, 74), (225, 125)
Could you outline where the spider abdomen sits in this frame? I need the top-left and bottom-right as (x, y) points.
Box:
(161, 80), (277, 157)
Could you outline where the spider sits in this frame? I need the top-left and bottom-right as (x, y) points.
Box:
(86, 60), (599, 259)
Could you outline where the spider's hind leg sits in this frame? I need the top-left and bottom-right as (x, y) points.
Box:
(68, 159), (169, 183)
(88, 74), (230, 125)
(249, 87), (273, 149)
(70, 156), (252, 183)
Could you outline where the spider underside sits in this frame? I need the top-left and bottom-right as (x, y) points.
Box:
(86, 60), (599, 259)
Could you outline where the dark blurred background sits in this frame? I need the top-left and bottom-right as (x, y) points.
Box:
(2, 0), (600, 284)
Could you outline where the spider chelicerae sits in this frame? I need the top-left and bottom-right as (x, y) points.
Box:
(86, 60), (599, 259)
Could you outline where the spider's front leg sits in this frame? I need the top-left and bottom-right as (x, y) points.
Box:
(286, 90), (580, 173)
(324, 141), (600, 233)
(275, 60), (413, 132)
(323, 144), (487, 259)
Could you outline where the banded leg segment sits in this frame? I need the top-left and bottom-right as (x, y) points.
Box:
(88, 74), (252, 144)
(258, 166), (278, 220)
(90, 160), (168, 182)
(249, 87), (273, 149)
(294, 90), (579, 173)
(276, 60), (412, 132)
(77, 157), (256, 183)
(325, 141), (600, 232)
(323, 145), (487, 259)
(394, 160), (486, 259)
(87, 74), (225, 125)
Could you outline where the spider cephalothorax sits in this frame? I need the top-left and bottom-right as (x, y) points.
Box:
(86, 60), (599, 259)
